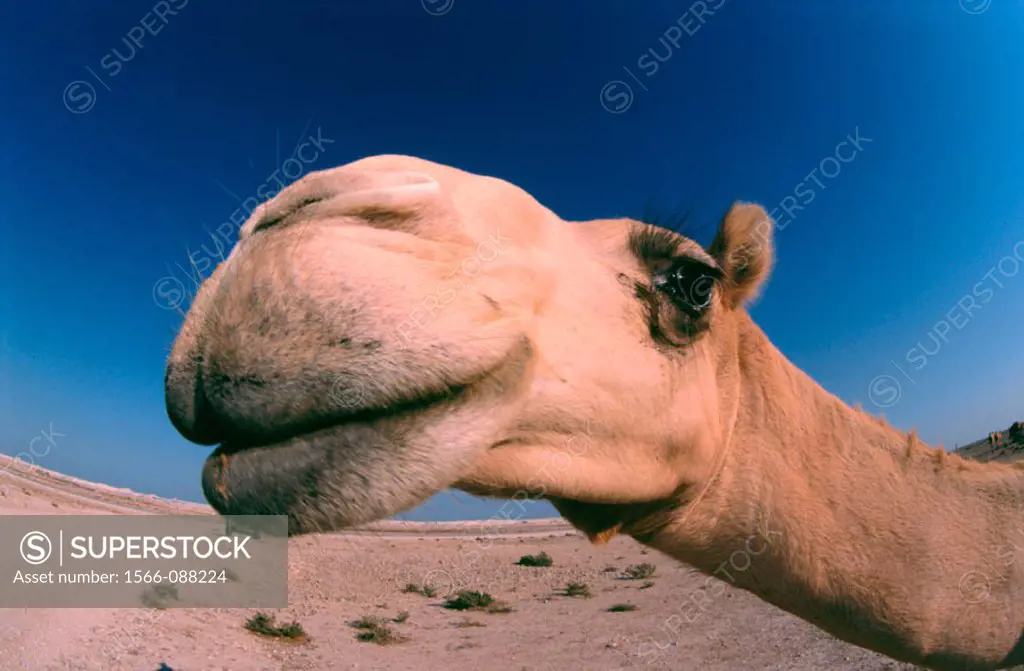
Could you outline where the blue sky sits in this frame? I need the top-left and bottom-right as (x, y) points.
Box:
(2, 1), (1023, 520)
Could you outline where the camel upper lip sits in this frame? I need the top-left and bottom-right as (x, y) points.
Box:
(165, 343), (479, 449)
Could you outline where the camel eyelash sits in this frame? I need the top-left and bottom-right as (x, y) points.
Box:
(637, 204), (696, 238)
(628, 226), (686, 267)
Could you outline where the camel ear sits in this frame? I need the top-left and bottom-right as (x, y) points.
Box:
(707, 202), (774, 308)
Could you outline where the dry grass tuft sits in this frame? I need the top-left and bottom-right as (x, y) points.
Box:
(402, 583), (437, 597)
(623, 563), (657, 580)
(244, 613), (307, 642)
(516, 551), (553, 567)
(562, 582), (591, 598)
(453, 618), (487, 628)
(349, 616), (408, 645)
(443, 590), (513, 613)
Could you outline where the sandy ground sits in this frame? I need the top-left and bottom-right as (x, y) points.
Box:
(0, 455), (938, 670)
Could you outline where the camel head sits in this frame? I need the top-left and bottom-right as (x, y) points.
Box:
(165, 154), (775, 539)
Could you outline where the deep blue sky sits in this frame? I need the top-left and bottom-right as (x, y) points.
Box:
(2, 1), (1023, 520)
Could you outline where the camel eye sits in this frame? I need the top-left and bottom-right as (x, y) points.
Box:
(653, 259), (721, 315)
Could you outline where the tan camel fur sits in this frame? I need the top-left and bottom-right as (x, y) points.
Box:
(165, 155), (1024, 670)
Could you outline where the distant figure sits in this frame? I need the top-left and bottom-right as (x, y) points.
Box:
(989, 431), (1002, 445)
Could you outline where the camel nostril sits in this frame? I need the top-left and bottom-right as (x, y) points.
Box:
(164, 356), (224, 446)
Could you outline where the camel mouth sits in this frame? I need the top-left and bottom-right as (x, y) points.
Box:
(200, 383), (470, 535)
(198, 336), (533, 536)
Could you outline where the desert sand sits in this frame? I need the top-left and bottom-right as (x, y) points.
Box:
(0, 454), (933, 671)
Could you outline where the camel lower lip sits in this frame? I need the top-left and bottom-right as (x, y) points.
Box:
(202, 430), (331, 533)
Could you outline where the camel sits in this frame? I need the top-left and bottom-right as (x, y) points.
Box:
(164, 154), (1024, 670)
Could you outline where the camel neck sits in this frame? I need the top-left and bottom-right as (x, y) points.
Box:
(650, 316), (1024, 669)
